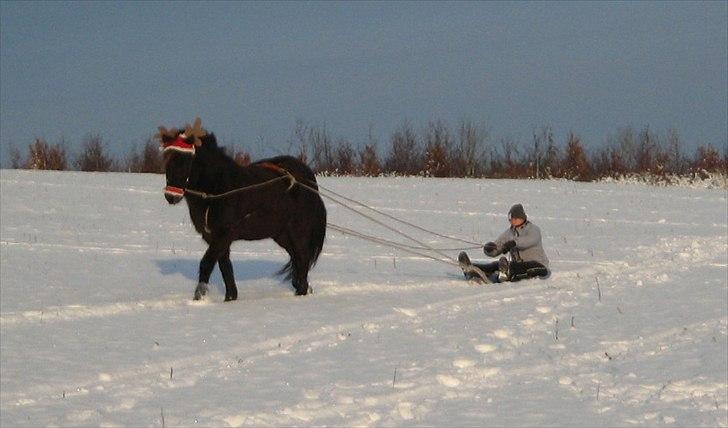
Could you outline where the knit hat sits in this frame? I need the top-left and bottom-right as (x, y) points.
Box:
(508, 204), (527, 221)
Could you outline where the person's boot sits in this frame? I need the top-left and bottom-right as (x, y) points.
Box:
(458, 252), (475, 279)
(459, 252), (490, 283)
(498, 256), (510, 282)
(458, 252), (471, 270)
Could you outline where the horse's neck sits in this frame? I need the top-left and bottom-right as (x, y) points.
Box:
(194, 154), (247, 192)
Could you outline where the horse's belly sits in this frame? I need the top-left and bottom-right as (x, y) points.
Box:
(234, 213), (285, 240)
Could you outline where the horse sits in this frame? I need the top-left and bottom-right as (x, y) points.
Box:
(158, 118), (326, 301)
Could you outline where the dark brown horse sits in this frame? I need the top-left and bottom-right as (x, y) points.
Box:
(159, 118), (326, 301)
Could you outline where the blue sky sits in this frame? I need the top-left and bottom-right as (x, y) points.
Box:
(1, 1), (726, 164)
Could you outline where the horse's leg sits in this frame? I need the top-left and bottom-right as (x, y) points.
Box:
(218, 248), (238, 301)
(273, 233), (301, 293)
(288, 230), (312, 296)
(195, 238), (231, 301)
(294, 263), (310, 296)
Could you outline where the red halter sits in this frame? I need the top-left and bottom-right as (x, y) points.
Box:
(162, 136), (194, 197)
(161, 136), (195, 154)
(164, 185), (185, 197)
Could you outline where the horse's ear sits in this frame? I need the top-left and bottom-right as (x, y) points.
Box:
(185, 117), (206, 147)
(202, 132), (217, 147)
(155, 126), (178, 141)
(155, 126), (167, 140)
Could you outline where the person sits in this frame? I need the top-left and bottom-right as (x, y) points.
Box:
(458, 203), (550, 283)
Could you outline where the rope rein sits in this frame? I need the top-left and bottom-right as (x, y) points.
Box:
(183, 169), (481, 265)
(326, 223), (460, 268)
(315, 183), (483, 247)
(183, 174), (293, 200)
(294, 180), (457, 263)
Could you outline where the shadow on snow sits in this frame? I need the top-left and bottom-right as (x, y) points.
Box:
(155, 258), (293, 297)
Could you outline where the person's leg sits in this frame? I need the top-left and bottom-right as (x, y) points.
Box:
(507, 261), (549, 282)
(472, 261), (499, 275)
(458, 252), (499, 282)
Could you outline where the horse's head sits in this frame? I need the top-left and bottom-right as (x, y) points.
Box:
(157, 117), (206, 204)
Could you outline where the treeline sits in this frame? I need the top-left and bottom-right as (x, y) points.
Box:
(7, 120), (727, 181)
(7, 135), (162, 173)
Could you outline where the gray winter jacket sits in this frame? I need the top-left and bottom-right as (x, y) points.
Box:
(492, 221), (549, 267)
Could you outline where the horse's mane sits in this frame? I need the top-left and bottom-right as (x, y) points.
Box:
(199, 133), (317, 188)
(199, 133), (246, 172)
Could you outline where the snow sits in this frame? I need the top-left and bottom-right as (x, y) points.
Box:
(1, 169), (726, 427)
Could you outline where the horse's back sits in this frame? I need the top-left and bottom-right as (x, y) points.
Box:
(253, 155), (327, 276)
(255, 156), (318, 189)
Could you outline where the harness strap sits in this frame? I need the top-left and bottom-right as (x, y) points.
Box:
(257, 162), (296, 191)
(184, 170), (295, 200)
(257, 162), (287, 174)
(204, 206), (212, 234)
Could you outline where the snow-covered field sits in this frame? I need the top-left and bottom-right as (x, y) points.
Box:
(1, 170), (726, 427)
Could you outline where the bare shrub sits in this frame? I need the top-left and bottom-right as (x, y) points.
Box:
(490, 137), (529, 178)
(25, 138), (67, 170)
(334, 138), (356, 175)
(309, 125), (336, 174)
(664, 129), (688, 175)
(76, 135), (113, 172)
(452, 120), (488, 177)
(693, 144), (724, 173)
(561, 132), (591, 181)
(126, 139), (162, 173)
(422, 121), (452, 177)
(385, 121), (421, 175)
(532, 126), (562, 179)
(8, 146), (23, 169)
(636, 126), (658, 174)
(359, 144), (381, 176)
(290, 119), (309, 164)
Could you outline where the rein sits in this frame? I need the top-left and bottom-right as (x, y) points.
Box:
(169, 161), (480, 264)
(182, 164), (297, 200)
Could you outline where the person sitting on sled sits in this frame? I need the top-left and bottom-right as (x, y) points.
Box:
(458, 203), (550, 283)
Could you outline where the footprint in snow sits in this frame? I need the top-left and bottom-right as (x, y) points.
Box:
(436, 374), (461, 388)
(474, 343), (497, 353)
(521, 317), (538, 326)
(393, 307), (417, 317)
(396, 402), (415, 420)
(453, 358), (476, 369)
(491, 329), (511, 339)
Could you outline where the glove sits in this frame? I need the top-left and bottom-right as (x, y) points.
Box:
(501, 240), (517, 253)
(483, 242), (499, 257)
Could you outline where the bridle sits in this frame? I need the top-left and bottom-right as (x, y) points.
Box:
(158, 118), (296, 200)
(158, 118), (205, 199)
(161, 134), (196, 198)
(161, 140), (296, 200)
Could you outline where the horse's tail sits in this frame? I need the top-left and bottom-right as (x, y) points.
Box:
(268, 155), (326, 278)
(275, 185), (326, 280)
(277, 260), (294, 281)
(307, 189), (327, 269)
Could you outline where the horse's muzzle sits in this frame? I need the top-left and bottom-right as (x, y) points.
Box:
(164, 186), (184, 204)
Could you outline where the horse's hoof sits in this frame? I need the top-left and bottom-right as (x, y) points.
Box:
(194, 282), (208, 300)
(224, 295), (237, 302)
